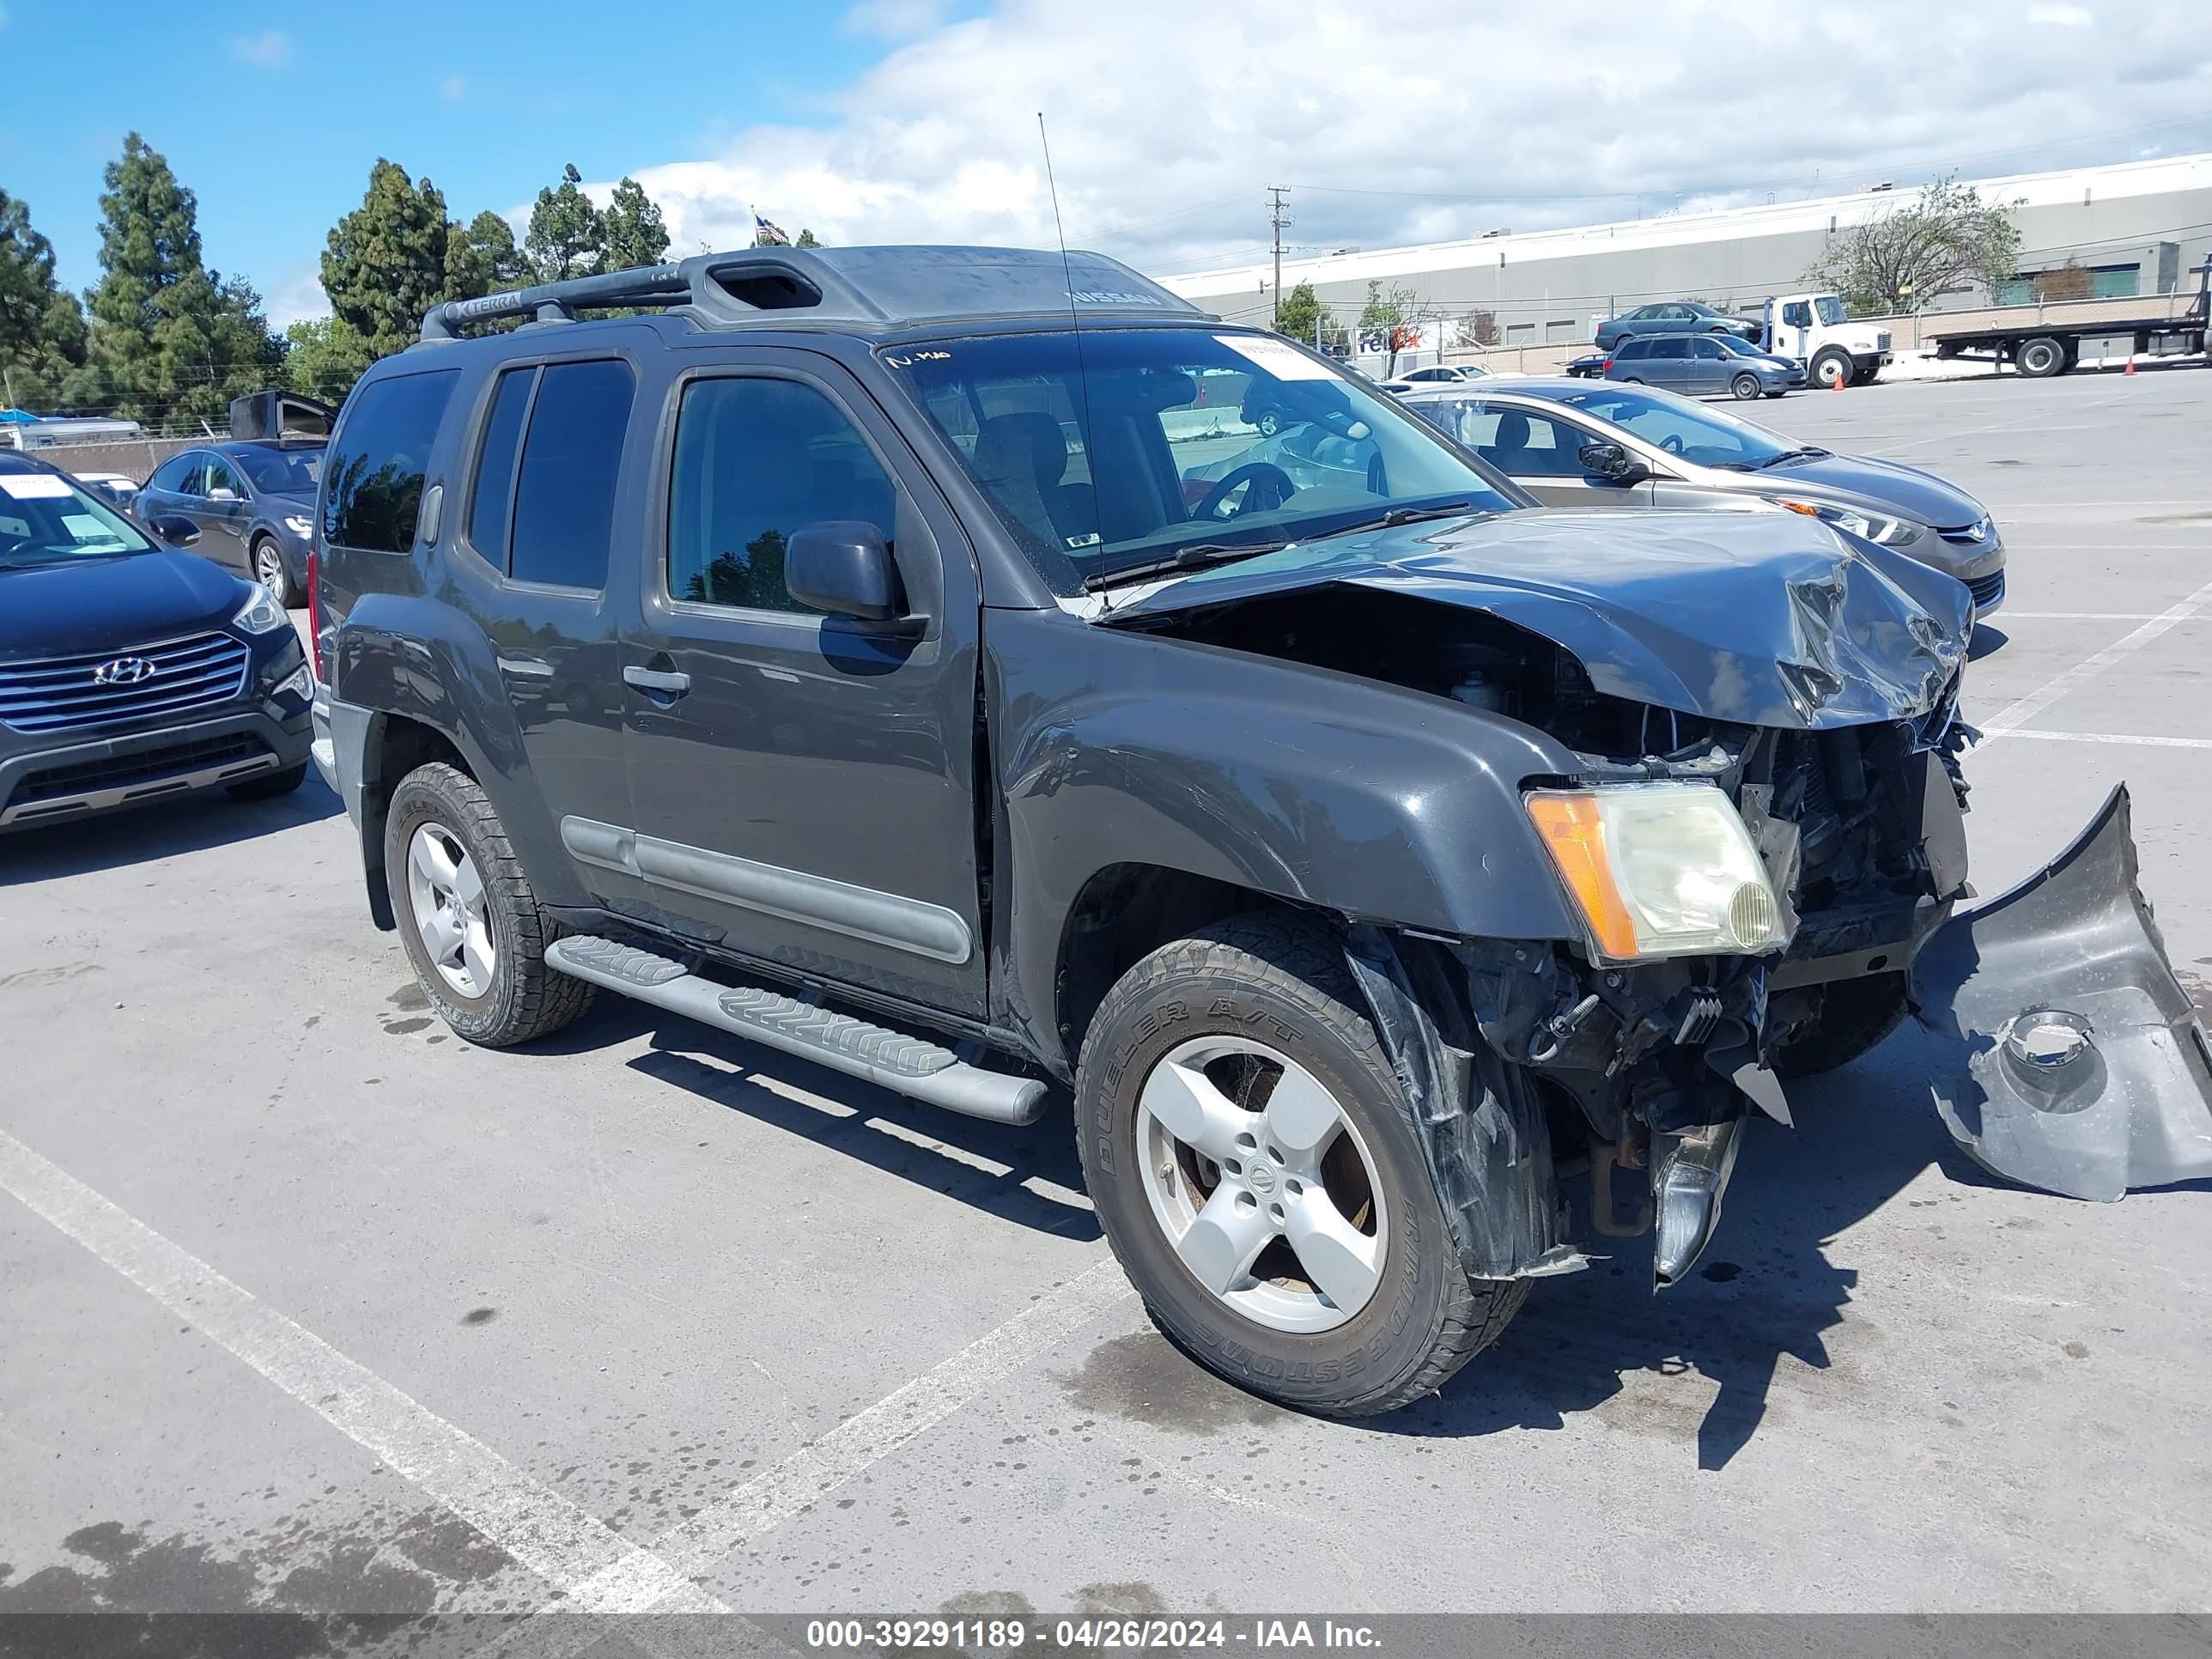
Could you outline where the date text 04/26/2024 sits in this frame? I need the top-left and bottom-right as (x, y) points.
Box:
(803, 1619), (1383, 1650)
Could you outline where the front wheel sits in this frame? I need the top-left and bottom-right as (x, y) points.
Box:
(1811, 349), (1853, 389)
(1731, 372), (1763, 400)
(252, 537), (297, 608)
(1076, 915), (1525, 1417)
(384, 761), (593, 1047)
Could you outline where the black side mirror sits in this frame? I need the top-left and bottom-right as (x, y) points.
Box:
(1577, 441), (1650, 486)
(787, 521), (915, 627)
(149, 514), (201, 547)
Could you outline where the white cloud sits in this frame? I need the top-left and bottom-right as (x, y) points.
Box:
(439, 74), (467, 103)
(267, 265), (328, 329)
(2027, 3), (2093, 21)
(0, 5), (13, 29)
(231, 29), (293, 68)
(596, 0), (2212, 284)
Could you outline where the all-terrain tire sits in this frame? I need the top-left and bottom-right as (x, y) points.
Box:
(1075, 913), (1526, 1417)
(384, 761), (592, 1047)
(227, 761), (307, 800)
(1773, 971), (1911, 1079)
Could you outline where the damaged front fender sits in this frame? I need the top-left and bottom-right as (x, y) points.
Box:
(1913, 784), (2212, 1200)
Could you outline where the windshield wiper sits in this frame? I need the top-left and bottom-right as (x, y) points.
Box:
(1756, 446), (1831, 470)
(1081, 539), (1290, 593)
(1299, 501), (1477, 545)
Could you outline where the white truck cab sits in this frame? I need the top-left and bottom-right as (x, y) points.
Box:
(1762, 292), (1893, 388)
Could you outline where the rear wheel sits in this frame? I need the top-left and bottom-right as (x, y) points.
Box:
(1730, 372), (1762, 400)
(2016, 336), (2066, 378)
(384, 761), (592, 1047)
(252, 536), (297, 607)
(1076, 915), (1525, 1417)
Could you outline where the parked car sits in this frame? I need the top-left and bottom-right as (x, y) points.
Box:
(0, 452), (312, 830)
(1376, 363), (1490, 393)
(70, 470), (141, 510)
(1593, 301), (1759, 350)
(1604, 333), (1796, 399)
(1712, 332), (1807, 386)
(315, 246), (2202, 1418)
(133, 439), (325, 607)
(1562, 350), (1610, 379)
(1400, 377), (2006, 613)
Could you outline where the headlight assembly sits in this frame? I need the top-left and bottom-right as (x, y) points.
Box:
(1768, 497), (1917, 546)
(1525, 781), (1789, 962)
(232, 582), (290, 635)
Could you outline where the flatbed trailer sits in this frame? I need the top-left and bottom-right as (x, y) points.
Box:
(1927, 258), (2209, 378)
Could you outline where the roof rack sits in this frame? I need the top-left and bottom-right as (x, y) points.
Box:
(417, 245), (1203, 341)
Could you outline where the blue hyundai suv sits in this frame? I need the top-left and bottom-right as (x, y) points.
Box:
(0, 452), (313, 830)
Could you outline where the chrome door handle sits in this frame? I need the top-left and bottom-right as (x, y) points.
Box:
(623, 665), (690, 696)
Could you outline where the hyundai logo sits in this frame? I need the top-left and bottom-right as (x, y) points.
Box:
(92, 657), (157, 686)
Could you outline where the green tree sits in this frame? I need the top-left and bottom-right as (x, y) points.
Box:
(600, 177), (670, 272)
(526, 163), (604, 282)
(74, 133), (285, 427)
(283, 315), (375, 403)
(445, 210), (530, 301)
(794, 228), (820, 250)
(321, 160), (453, 359)
(1271, 281), (1345, 350)
(0, 189), (88, 410)
(1806, 174), (2024, 313)
(1358, 279), (1416, 337)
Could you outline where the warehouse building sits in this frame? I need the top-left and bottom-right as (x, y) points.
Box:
(1158, 152), (2212, 349)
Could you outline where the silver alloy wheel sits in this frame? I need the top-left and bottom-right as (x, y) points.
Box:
(256, 542), (287, 604)
(1134, 1034), (1389, 1334)
(405, 822), (496, 999)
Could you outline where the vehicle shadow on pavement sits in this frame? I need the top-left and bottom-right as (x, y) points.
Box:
(624, 1020), (1103, 1243)
(0, 773), (341, 885)
(1374, 1031), (1965, 1470)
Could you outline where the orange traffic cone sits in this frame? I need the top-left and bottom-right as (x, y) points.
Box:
(2124, 356), (2136, 376)
(1832, 368), (1845, 392)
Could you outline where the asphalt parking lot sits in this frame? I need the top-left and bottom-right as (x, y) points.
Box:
(3, 364), (2209, 1634)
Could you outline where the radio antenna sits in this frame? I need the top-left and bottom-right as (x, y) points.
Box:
(1037, 111), (1106, 603)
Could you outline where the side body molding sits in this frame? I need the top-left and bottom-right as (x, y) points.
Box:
(562, 817), (975, 966)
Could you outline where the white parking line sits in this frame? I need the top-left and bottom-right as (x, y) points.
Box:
(1998, 729), (2212, 750)
(1995, 611), (2189, 621)
(1978, 576), (2212, 744)
(0, 1126), (726, 1613)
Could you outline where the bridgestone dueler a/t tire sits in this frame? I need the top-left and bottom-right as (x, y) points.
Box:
(1075, 915), (1526, 1417)
(384, 762), (593, 1048)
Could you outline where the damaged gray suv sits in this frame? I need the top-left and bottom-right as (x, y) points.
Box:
(313, 246), (2212, 1417)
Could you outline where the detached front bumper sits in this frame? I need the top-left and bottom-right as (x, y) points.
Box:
(1914, 785), (2212, 1200)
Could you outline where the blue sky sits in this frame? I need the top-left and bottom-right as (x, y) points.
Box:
(5, 1), (2207, 329)
(0, 1), (913, 319)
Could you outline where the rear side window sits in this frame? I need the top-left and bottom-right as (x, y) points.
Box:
(508, 360), (635, 590)
(1614, 339), (1650, 360)
(465, 368), (534, 568)
(323, 369), (459, 551)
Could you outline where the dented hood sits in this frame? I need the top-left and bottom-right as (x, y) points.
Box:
(1103, 507), (1972, 729)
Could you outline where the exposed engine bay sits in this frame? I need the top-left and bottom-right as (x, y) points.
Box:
(1119, 579), (2212, 1284)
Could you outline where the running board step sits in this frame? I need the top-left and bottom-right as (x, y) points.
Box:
(546, 934), (1047, 1126)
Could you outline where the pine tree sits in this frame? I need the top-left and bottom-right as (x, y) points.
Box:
(446, 210), (529, 300)
(74, 133), (284, 427)
(601, 178), (670, 272)
(0, 189), (88, 410)
(525, 164), (604, 283)
(321, 160), (453, 359)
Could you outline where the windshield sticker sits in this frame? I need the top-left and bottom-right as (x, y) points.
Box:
(0, 473), (75, 500)
(1213, 334), (1337, 381)
(61, 514), (116, 540)
(0, 515), (27, 537)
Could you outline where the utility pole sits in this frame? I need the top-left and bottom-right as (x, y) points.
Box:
(1267, 185), (1291, 331)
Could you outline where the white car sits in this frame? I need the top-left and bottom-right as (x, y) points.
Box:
(1376, 363), (1491, 394)
(70, 471), (140, 510)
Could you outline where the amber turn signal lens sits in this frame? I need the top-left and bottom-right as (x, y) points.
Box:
(1524, 793), (1640, 961)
